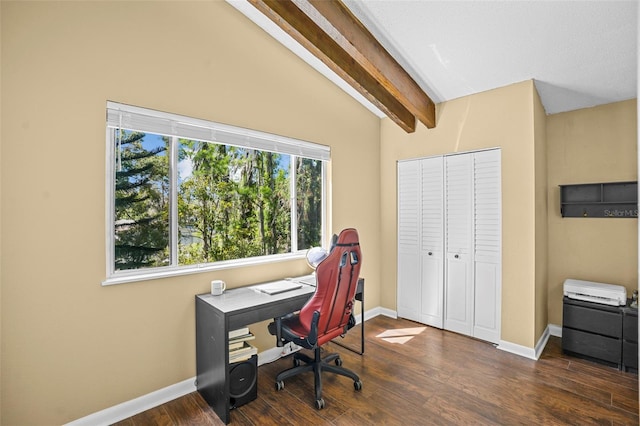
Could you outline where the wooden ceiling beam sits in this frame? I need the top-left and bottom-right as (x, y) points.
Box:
(248, 0), (436, 132)
(307, 0), (436, 130)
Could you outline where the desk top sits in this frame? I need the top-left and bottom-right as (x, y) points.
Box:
(197, 278), (316, 314)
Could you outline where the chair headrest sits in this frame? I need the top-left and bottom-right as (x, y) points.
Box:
(334, 228), (359, 247)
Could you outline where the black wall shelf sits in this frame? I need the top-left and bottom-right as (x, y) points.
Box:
(560, 181), (638, 218)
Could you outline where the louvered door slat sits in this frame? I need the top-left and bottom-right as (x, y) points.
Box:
(398, 160), (420, 252)
(421, 158), (444, 252)
(474, 151), (501, 263)
(446, 155), (472, 254)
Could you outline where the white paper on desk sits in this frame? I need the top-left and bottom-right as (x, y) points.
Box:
(252, 281), (302, 295)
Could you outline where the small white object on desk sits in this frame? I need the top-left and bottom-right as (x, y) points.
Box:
(251, 280), (302, 295)
(211, 279), (226, 296)
(287, 274), (317, 287)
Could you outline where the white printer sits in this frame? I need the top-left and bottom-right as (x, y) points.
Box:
(563, 279), (627, 306)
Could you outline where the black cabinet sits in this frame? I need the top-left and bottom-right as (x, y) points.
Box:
(622, 306), (638, 372)
(559, 181), (637, 218)
(562, 296), (638, 372)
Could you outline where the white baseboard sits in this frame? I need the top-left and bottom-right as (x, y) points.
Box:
(374, 306), (397, 319)
(534, 325), (552, 359)
(497, 323), (558, 360)
(65, 306), (386, 425)
(64, 377), (196, 426)
(497, 339), (538, 360)
(66, 309), (555, 425)
(67, 346), (296, 426)
(549, 323), (562, 337)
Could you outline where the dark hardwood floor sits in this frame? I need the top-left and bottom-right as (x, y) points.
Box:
(114, 316), (638, 425)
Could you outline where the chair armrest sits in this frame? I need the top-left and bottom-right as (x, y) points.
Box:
(269, 312), (300, 347)
(306, 311), (320, 346)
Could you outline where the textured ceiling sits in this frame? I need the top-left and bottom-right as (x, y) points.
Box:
(230, 0), (638, 118)
(344, 0), (638, 115)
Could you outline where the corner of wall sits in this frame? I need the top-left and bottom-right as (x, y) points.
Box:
(533, 82), (549, 345)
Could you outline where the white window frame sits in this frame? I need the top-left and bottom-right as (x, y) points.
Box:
(103, 102), (329, 286)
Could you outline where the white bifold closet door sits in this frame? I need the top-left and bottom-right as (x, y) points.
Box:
(419, 157), (445, 328)
(397, 149), (501, 344)
(443, 154), (474, 336)
(397, 157), (444, 327)
(397, 159), (422, 323)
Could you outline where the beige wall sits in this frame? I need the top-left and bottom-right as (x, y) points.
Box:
(534, 85), (549, 341)
(546, 100), (638, 326)
(0, 2), (381, 424)
(380, 80), (539, 348)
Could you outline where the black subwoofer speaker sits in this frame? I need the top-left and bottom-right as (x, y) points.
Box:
(229, 354), (257, 409)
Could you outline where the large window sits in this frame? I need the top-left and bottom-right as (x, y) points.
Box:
(105, 102), (329, 285)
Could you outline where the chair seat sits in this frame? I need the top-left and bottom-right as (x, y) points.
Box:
(280, 317), (309, 341)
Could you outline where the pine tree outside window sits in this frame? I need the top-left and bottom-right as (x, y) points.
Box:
(105, 102), (329, 285)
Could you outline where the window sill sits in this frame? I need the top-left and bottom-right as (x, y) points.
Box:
(102, 252), (307, 286)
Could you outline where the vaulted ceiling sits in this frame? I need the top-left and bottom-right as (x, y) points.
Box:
(229, 0), (638, 130)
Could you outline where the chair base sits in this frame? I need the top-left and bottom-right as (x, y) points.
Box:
(275, 347), (362, 409)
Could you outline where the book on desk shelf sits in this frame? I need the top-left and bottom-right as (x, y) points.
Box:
(229, 328), (255, 344)
(229, 327), (250, 339)
(229, 340), (246, 351)
(229, 341), (258, 363)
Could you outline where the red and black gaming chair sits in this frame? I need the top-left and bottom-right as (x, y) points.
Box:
(269, 228), (363, 409)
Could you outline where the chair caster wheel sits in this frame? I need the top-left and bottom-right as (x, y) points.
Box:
(315, 398), (325, 409)
(335, 357), (343, 366)
(275, 381), (285, 391)
(354, 380), (363, 391)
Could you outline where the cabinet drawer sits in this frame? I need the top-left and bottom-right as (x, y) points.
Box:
(623, 314), (638, 343)
(562, 328), (621, 363)
(563, 304), (621, 338)
(623, 341), (638, 369)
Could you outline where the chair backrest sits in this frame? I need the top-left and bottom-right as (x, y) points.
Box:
(299, 228), (362, 345)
